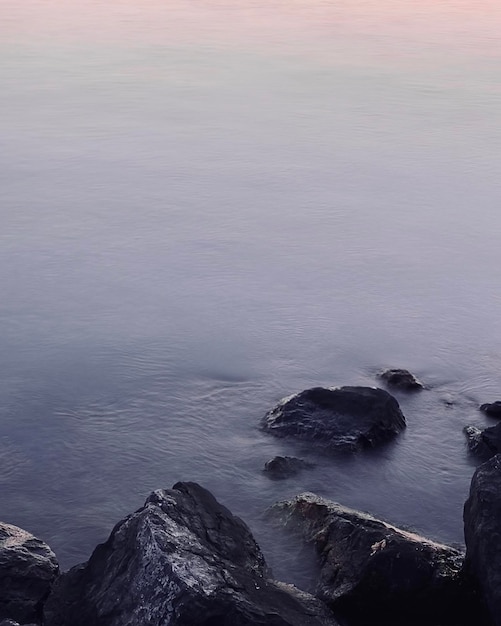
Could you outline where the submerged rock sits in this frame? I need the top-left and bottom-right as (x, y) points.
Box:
(464, 454), (501, 626)
(271, 493), (470, 625)
(0, 522), (59, 625)
(464, 422), (501, 459)
(44, 482), (338, 626)
(479, 401), (501, 417)
(378, 368), (424, 390)
(261, 386), (405, 452)
(263, 456), (314, 480)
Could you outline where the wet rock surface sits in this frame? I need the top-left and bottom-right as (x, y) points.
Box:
(261, 386), (406, 452)
(464, 422), (501, 459)
(378, 368), (424, 390)
(464, 454), (501, 626)
(271, 492), (472, 625)
(44, 482), (339, 626)
(263, 456), (314, 480)
(479, 401), (501, 417)
(0, 522), (59, 626)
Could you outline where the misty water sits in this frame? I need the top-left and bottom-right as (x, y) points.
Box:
(2, 0), (501, 588)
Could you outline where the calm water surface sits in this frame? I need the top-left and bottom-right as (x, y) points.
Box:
(2, 0), (501, 586)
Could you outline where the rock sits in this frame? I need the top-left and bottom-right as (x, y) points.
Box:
(263, 456), (314, 480)
(0, 522), (59, 625)
(44, 482), (339, 626)
(480, 401), (501, 417)
(464, 454), (501, 625)
(464, 422), (501, 459)
(261, 386), (406, 452)
(378, 368), (424, 390)
(271, 492), (472, 625)
(464, 425), (489, 456)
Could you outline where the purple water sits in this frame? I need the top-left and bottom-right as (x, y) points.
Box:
(2, 0), (501, 588)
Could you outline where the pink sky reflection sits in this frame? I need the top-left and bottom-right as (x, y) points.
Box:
(3, 0), (501, 64)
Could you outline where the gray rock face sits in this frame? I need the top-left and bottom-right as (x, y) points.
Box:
(378, 368), (424, 390)
(464, 423), (501, 459)
(464, 454), (501, 626)
(0, 522), (59, 625)
(262, 386), (406, 451)
(44, 482), (339, 626)
(263, 456), (313, 480)
(271, 493), (470, 625)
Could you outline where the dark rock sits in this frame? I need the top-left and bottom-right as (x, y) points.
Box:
(464, 454), (501, 626)
(464, 425), (489, 456)
(271, 492), (472, 625)
(263, 456), (314, 480)
(0, 522), (59, 625)
(480, 401), (501, 417)
(44, 482), (339, 626)
(378, 368), (424, 390)
(261, 386), (406, 452)
(464, 422), (501, 459)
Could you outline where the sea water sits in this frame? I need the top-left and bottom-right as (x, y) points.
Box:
(1, 0), (501, 588)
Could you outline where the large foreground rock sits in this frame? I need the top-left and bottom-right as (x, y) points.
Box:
(44, 482), (338, 626)
(262, 386), (405, 451)
(464, 454), (501, 626)
(271, 493), (472, 625)
(0, 522), (59, 625)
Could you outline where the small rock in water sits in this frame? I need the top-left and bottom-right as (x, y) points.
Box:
(263, 456), (314, 480)
(480, 401), (501, 417)
(464, 423), (501, 460)
(262, 386), (406, 452)
(378, 368), (424, 390)
(464, 425), (488, 455)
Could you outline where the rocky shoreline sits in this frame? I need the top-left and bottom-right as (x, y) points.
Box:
(2, 370), (500, 626)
